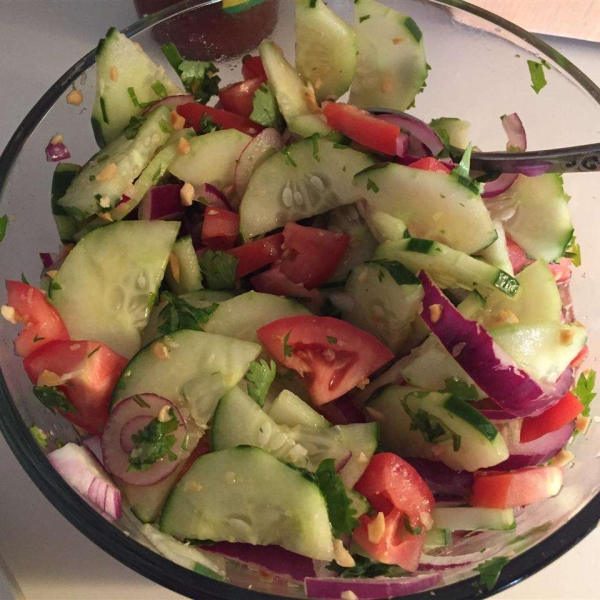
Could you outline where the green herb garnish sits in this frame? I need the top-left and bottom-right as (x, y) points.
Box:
(366, 178), (379, 193)
(401, 396), (446, 443)
(327, 554), (406, 578)
(573, 370), (596, 417)
(158, 292), (219, 335)
(527, 59), (549, 94)
(198, 249), (238, 290)
(440, 377), (478, 401)
(246, 359), (277, 407)
(122, 115), (146, 140)
(151, 80), (168, 99)
(33, 385), (77, 414)
(451, 143), (482, 195)
(197, 116), (222, 135)
(282, 331), (293, 358)
(474, 556), (510, 591)
(0, 214), (7, 243)
(250, 84), (284, 130)
(327, 336), (338, 344)
(29, 424), (48, 449)
(403, 514), (422, 535)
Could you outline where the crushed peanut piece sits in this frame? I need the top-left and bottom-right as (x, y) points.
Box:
(560, 328), (575, 345)
(333, 539), (355, 568)
(381, 78), (394, 93)
(355, 378), (370, 390)
(49, 134), (63, 145)
(393, 37), (404, 45)
(133, 42), (142, 50)
(576, 414), (590, 434)
(302, 84), (320, 113)
(123, 183), (136, 198)
(152, 342), (170, 361)
(341, 591), (359, 600)
(97, 211), (113, 222)
(1, 305), (18, 324)
(66, 89), (83, 106)
(357, 452), (369, 464)
(97, 162), (118, 182)
(170, 110), (186, 130)
(109, 66), (119, 82)
(491, 309), (520, 326)
(367, 512), (386, 544)
(157, 405), (172, 423)
(46, 270), (58, 279)
(177, 137), (191, 155)
(180, 182), (195, 207)
(420, 511), (434, 531)
(550, 449), (574, 468)
(429, 303), (443, 323)
(37, 370), (64, 387)
(169, 252), (181, 283)
(185, 481), (203, 492)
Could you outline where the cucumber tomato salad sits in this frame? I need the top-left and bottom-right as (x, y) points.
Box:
(3, 0), (595, 597)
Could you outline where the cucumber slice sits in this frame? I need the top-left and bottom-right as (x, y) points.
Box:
(361, 206), (408, 243)
(169, 129), (252, 189)
(429, 117), (471, 150)
(287, 114), (340, 139)
(111, 329), (261, 428)
(92, 28), (183, 146)
(342, 261), (423, 352)
(212, 387), (378, 487)
(51, 221), (179, 358)
(166, 236), (203, 295)
(60, 106), (174, 220)
(491, 321), (587, 383)
(502, 174), (573, 262)
(160, 446), (335, 560)
(350, 0), (428, 112)
(295, 0), (357, 102)
(141, 289), (233, 347)
(369, 385), (508, 471)
(476, 220), (513, 276)
(141, 525), (225, 580)
(240, 137), (373, 239)
(432, 507), (516, 532)
(355, 163), (496, 255)
(267, 389), (331, 429)
(374, 238), (519, 297)
(204, 291), (311, 343)
(424, 528), (453, 550)
(51, 163), (81, 242)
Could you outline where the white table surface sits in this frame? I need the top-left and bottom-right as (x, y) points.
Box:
(0, 1), (599, 599)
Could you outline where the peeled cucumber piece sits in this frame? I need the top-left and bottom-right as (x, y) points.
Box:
(111, 329), (261, 428)
(240, 137), (373, 239)
(476, 220), (513, 276)
(60, 106), (174, 220)
(432, 507), (516, 532)
(92, 27), (184, 146)
(295, 0), (357, 102)
(429, 117), (471, 150)
(501, 174), (573, 262)
(169, 129), (251, 189)
(160, 446), (335, 560)
(166, 236), (202, 295)
(361, 205), (408, 243)
(267, 389), (331, 429)
(355, 163), (496, 255)
(50, 221), (179, 358)
(350, 0), (428, 112)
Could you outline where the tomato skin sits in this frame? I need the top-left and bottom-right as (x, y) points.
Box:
(201, 207), (240, 251)
(24, 340), (128, 435)
(218, 77), (265, 119)
(280, 223), (350, 289)
(5, 281), (69, 357)
(470, 466), (563, 509)
(227, 233), (284, 278)
(322, 102), (400, 155)
(548, 257), (572, 283)
(570, 345), (588, 369)
(352, 453), (435, 572)
(242, 55), (267, 81)
(506, 237), (533, 274)
(409, 157), (452, 174)
(257, 316), (394, 404)
(177, 103), (263, 137)
(250, 264), (318, 299)
(520, 392), (583, 443)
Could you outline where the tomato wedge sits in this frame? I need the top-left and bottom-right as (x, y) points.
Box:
(202, 207), (240, 251)
(280, 223), (350, 289)
(227, 233), (284, 278)
(409, 157), (452, 174)
(177, 103), (263, 137)
(219, 77), (265, 119)
(470, 466), (563, 509)
(251, 264), (318, 299)
(352, 453), (435, 572)
(242, 55), (267, 81)
(520, 391), (584, 443)
(257, 316), (394, 405)
(24, 340), (128, 435)
(322, 102), (400, 155)
(506, 237), (533, 274)
(4, 281), (69, 357)
(548, 257), (572, 283)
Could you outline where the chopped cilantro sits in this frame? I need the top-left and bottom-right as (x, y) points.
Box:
(283, 148), (297, 167)
(282, 331), (293, 358)
(126, 87), (155, 109)
(29, 424), (48, 449)
(158, 291), (219, 335)
(249, 84), (284, 130)
(403, 514), (422, 535)
(21, 273), (29, 284)
(87, 346), (101, 358)
(572, 370), (596, 417)
(198, 250), (238, 290)
(158, 119), (171, 134)
(327, 336), (338, 344)
(327, 554), (406, 578)
(133, 394), (151, 408)
(147, 292), (158, 308)
(309, 0), (317, 6)
(451, 143), (482, 195)
(0, 214), (7, 243)
(33, 335), (45, 343)
(366, 178), (379, 193)
(564, 235), (581, 266)
(474, 556), (509, 591)
(122, 115), (146, 140)
(359, 14), (370, 23)
(368, 260), (420, 286)
(401, 396), (446, 443)
(54, 436), (65, 449)
(151, 164), (163, 183)
(99, 97), (109, 124)
(33, 385), (77, 414)
(452, 433), (462, 452)
(527, 59), (549, 94)
(245, 359), (277, 407)
(440, 377), (478, 401)
(151, 80), (168, 99)
(197, 116), (222, 135)
(311, 134), (321, 162)
(404, 16), (423, 42)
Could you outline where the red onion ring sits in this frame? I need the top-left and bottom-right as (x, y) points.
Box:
(517, 163), (552, 177)
(376, 113), (445, 157)
(45, 142), (71, 162)
(138, 184), (185, 221)
(198, 183), (232, 211)
(482, 173), (518, 199)
(405, 458), (474, 498)
(501, 113), (527, 152)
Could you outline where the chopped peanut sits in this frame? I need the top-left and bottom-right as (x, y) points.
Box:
(490, 309), (520, 326)
(367, 512), (386, 544)
(152, 342), (170, 361)
(356, 378), (370, 390)
(49, 134), (63, 145)
(560, 328), (575, 345)
(550, 449), (574, 468)
(393, 37), (404, 45)
(170, 110), (186, 130)
(420, 511), (434, 531)
(333, 539), (355, 568)
(97, 211), (113, 222)
(429, 303), (443, 323)
(341, 591), (359, 600)
(109, 66), (119, 82)
(380, 78), (394, 94)
(169, 252), (180, 283)
(66, 89), (83, 106)
(157, 405), (172, 423)
(177, 137), (191, 155)
(46, 270), (58, 279)
(37, 370), (64, 387)
(180, 182), (195, 207)
(1, 305), (18, 324)
(576, 414), (590, 434)
(96, 162), (118, 182)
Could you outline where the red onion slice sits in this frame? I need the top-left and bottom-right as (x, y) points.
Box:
(304, 572), (443, 599)
(40, 252), (56, 269)
(138, 184), (185, 221)
(197, 183), (232, 211)
(45, 141), (71, 162)
(418, 271), (573, 417)
(501, 113), (527, 152)
(396, 131), (410, 157)
(142, 93), (194, 115)
(405, 458), (474, 498)
(517, 163), (552, 177)
(82, 435), (104, 463)
(376, 113), (445, 157)
(317, 395), (367, 425)
(482, 173), (518, 199)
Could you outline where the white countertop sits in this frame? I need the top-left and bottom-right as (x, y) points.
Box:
(0, 2), (598, 599)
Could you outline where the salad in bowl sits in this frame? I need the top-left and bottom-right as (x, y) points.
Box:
(1, 0), (595, 598)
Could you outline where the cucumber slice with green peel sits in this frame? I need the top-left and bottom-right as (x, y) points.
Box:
(490, 321), (587, 383)
(429, 117), (471, 150)
(295, 0), (357, 102)
(92, 28), (184, 146)
(160, 446), (335, 560)
(204, 291), (311, 343)
(432, 507), (516, 532)
(424, 528), (453, 549)
(141, 289), (233, 347)
(342, 261), (423, 353)
(168, 129), (252, 189)
(239, 137), (374, 239)
(166, 236), (202, 295)
(361, 205), (408, 243)
(266, 389), (331, 429)
(374, 238), (519, 297)
(140, 525), (225, 580)
(501, 174), (573, 262)
(50, 221), (179, 358)
(369, 385), (508, 471)
(51, 163), (81, 242)
(355, 163), (496, 255)
(350, 0), (428, 112)
(287, 114), (340, 140)
(59, 106), (174, 220)
(476, 220), (513, 276)
(111, 330), (261, 429)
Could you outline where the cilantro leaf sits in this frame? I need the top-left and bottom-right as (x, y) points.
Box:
(403, 514), (422, 535)
(366, 178), (379, 193)
(452, 143), (482, 195)
(327, 336), (337, 344)
(158, 292), (218, 335)
(564, 235), (582, 267)
(250, 84), (284, 130)
(33, 385), (78, 414)
(440, 377), (478, 401)
(246, 359), (277, 407)
(282, 331), (293, 358)
(199, 250), (238, 290)
(151, 80), (168, 99)
(127, 408), (180, 472)
(122, 115), (146, 140)
(0, 214), (7, 243)
(527, 59), (549, 94)
(162, 43), (220, 104)
(29, 424), (48, 449)
(572, 370), (596, 417)
(21, 273), (29, 284)
(327, 554), (406, 578)
(474, 556), (509, 591)
(197, 116), (222, 135)
(401, 396), (446, 443)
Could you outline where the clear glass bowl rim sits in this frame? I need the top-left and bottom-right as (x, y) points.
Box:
(0, 1), (598, 598)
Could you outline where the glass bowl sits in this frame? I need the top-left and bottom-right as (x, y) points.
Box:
(0, 0), (598, 598)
